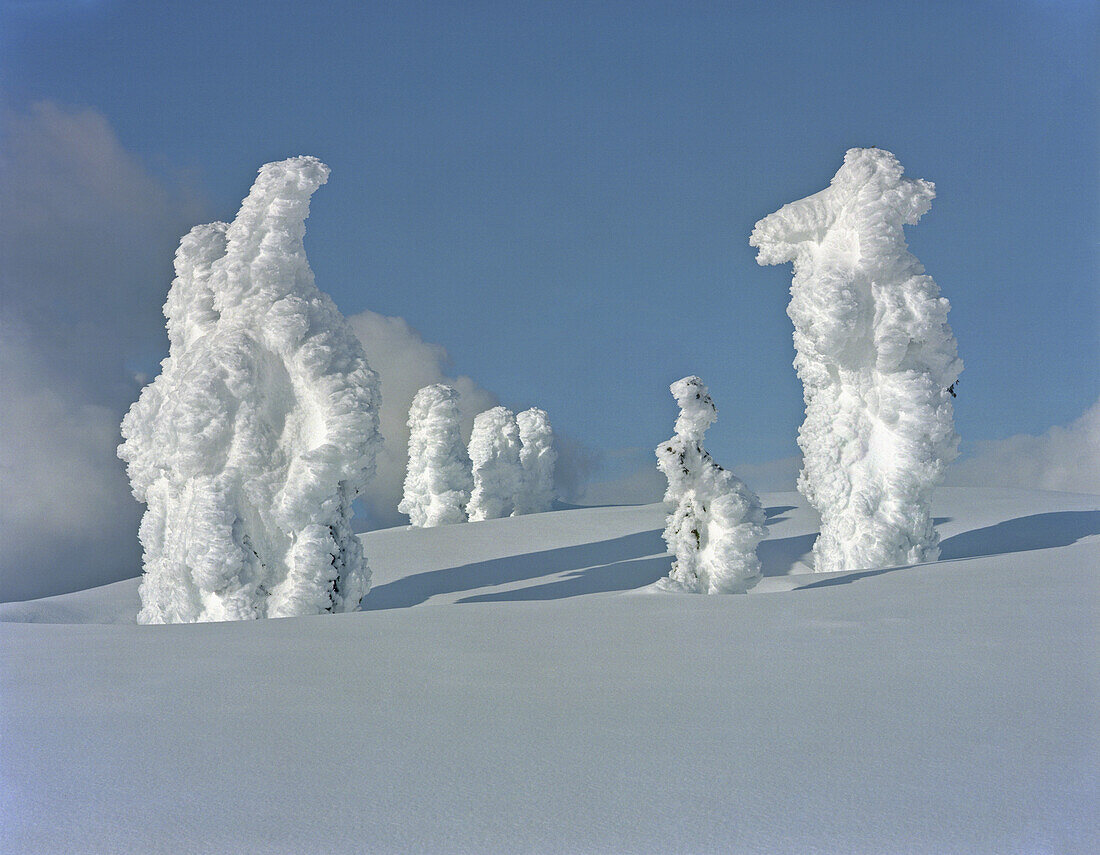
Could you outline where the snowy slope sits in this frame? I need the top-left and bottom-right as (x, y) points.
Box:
(2, 487), (1098, 853)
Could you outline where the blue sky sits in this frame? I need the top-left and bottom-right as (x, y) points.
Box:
(1, 1), (1097, 596)
(5, 0), (1096, 457)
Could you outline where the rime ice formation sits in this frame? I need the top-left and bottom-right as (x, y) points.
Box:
(656, 377), (767, 594)
(118, 157), (382, 624)
(514, 407), (557, 515)
(750, 147), (961, 573)
(466, 407), (523, 521)
(398, 384), (473, 527)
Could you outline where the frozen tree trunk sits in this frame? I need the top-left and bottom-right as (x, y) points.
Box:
(466, 407), (522, 521)
(750, 148), (961, 573)
(118, 157), (382, 623)
(656, 376), (767, 593)
(514, 407), (556, 515)
(398, 384), (473, 526)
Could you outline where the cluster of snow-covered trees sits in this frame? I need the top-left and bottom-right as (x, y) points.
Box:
(399, 391), (557, 526)
(119, 146), (958, 621)
(655, 147), (958, 591)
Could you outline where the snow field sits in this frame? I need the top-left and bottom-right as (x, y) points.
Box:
(2, 487), (1097, 853)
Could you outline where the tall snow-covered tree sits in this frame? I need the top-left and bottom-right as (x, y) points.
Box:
(656, 376), (767, 594)
(118, 157), (381, 623)
(399, 384), (473, 527)
(466, 407), (522, 521)
(750, 147), (961, 573)
(514, 407), (556, 515)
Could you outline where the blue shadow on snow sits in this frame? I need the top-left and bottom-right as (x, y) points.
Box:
(797, 510), (1100, 591)
(361, 529), (667, 610)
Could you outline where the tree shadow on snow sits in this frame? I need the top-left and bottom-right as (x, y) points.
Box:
(757, 533), (817, 576)
(937, 510), (1100, 561)
(796, 510), (1100, 591)
(758, 516), (952, 577)
(764, 505), (797, 523)
(456, 555), (671, 603)
(361, 530), (668, 609)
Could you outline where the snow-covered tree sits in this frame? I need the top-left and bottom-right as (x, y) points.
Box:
(656, 376), (767, 594)
(466, 407), (522, 521)
(750, 147), (961, 573)
(514, 407), (557, 515)
(118, 157), (381, 624)
(398, 384), (473, 527)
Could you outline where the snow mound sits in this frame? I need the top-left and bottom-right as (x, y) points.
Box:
(117, 157), (381, 623)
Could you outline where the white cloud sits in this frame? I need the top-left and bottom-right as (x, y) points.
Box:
(0, 102), (203, 601)
(0, 327), (144, 601)
(947, 398), (1100, 495)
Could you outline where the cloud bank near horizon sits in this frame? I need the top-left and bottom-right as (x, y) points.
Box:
(946, 398), (1100, 495)
(1, 102), (203, 602)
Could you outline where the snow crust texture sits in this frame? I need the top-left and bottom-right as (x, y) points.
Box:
(656, 376), (767, 593)
(398, 384), (473, 527)
(514, 407), (557, 515)
(117, 157), (381, 623)
(751, 148), (961, 573)
(467, 407), (523, 521)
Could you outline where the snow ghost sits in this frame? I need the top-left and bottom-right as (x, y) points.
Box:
(656, 376), (767, 593)
(750, 148), (961, 573)
(118, 157), (382, 623)
(466, 407), (523, 521)
(399, 384), (473, 527)
(514, 407), (557, 515)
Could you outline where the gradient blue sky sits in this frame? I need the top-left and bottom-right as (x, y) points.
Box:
(3, 0), (1097, 479)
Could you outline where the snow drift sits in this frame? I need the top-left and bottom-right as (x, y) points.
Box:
(750, 147), (961, 573)
(117, 157), (381, 623)
(656, 376), (767, 593)
(399, 384), (473, 526)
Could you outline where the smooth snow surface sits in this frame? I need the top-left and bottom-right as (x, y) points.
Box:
(656, 376), (767, 593)
(398, 384), (473, 527)
(117, 157), (381, 623)
(2, 487), (1098, 854)
(751, 148), (961, 574)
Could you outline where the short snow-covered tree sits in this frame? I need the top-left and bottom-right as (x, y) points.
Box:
(514, 407), (556, 515)
(118, 157), (381, 624)
(750, 147), (961, 573)
(466, 407), (522, 521)
(398, 384), (473, 527)
(656, 376), (767, 594)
